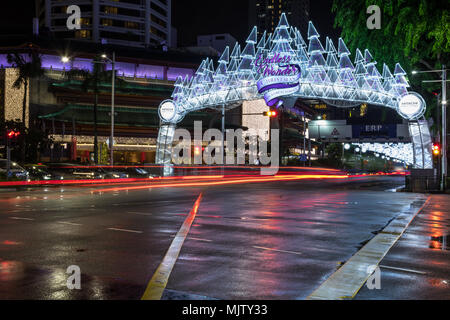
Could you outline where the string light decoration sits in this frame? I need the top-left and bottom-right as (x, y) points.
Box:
(353, 143), (414, 165)
(161, 13), (416, 124)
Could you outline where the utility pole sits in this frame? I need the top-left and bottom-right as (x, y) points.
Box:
(110, 52), (116, 167)
(279, 108), (284, 166)
(221, 104), (225, 166)
(442, 65), (447, 190)
(6, 133), (11, 180)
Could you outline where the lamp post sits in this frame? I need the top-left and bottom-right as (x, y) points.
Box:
(412, 66), (449, 190)
(61, 54), (116, 166)
(102, 53), (116, 167)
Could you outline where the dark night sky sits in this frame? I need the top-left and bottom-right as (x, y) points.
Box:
(0, 1), (36, 35)
(173, 0), (341, 47)
(0, 1), (341, 46)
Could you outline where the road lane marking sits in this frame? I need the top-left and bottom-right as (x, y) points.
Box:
(307, 196), (431, 300)
(10, 217), (34, 221)
(141, 193), (203, 300)
(379, 265), (427, 275)
(188, 237), (212, 242)
(107, 228), (143, 234)
(253, 246), (302, 256)
(170, 235), (212, 243)
(385, 185), (405, 192)
(58, 222), (83, 226)
(129, 212), (153, 216)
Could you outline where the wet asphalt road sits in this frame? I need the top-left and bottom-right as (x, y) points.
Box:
(0, 176), (435, 300)
(355, 194), (450, 300)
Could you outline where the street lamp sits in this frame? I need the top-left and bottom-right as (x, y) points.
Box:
(61, 56), (70, 63)
(101, 52), (116, 167)
(412, 66), (449, 190)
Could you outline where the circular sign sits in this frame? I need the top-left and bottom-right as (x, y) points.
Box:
(397, 92), (426, 120)
(158, 100), (178, 123)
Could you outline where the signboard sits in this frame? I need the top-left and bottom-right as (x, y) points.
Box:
(308, 120), (352, 140)
(158, 100), (178, 123)
(299, 154), (308, 162)
(309, 120), (410, 142)
(352, 124), (397, 139)
(397, 92), (426, 120)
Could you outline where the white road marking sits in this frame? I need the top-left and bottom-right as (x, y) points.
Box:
(380, 265), (427, 275)
(142, 193), (203, 300)
(58, 222), (83, 226)
(107, 228), (143, 234)
(385, 185), (405, 192)
(129, 212), (153, 216)
(307, 196), (431, 300)
(10, 217), (34, 221)
(170, 235), (212, 242)
(241, 217), (260, 221)
(253, 246), (302, 256)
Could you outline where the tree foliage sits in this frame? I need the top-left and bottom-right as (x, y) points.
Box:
(332, 0), (449, 117)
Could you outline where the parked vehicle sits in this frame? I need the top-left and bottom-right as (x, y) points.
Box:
(23, 164), (64, 181)
(101, 168), (129, 179)
(123, 167), (156, 179)
(0, 159), (29, 180)
(46, 163), (105, 180)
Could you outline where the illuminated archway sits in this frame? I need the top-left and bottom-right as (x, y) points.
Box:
(156, 13), (431, 169)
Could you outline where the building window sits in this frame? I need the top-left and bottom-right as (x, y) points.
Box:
(75, 30), (91, 39)
(125, 21), (139, 29)
(102, 19), (113, 26)
(151, 14), (167, 29)
(150, 2), (167, 17)
(150, 26), (167, 40)
(104, 6), (118, 14)
(80, 18), (91, 26)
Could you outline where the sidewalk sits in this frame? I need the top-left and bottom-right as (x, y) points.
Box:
(355, 194), (450, 299)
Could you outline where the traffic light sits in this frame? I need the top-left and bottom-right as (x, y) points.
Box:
(432, 143), (441, 156)
(6, 130), (20, 146)
(263, 110), (277, 117)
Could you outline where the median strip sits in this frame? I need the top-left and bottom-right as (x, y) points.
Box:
(307, 196), (431, 300)
(141, 193), (203, 300)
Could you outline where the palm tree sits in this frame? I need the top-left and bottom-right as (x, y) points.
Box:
(65, 56), (121, 164)
(7, 51), (45, 161)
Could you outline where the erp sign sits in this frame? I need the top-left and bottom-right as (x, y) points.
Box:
(352, 124), (397, 139)
(255, 53), (301, 108)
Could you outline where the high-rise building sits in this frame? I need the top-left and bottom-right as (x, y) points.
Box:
(197, 34), (237, 54)
(35, 0), (172, 48)
(249, 0), (310, 36)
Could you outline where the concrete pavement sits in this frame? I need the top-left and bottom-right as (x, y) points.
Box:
(355, 194), (450, 300)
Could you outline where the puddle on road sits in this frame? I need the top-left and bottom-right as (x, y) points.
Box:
(429, 235), (449, 251)
(0, 261), (25, 281)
